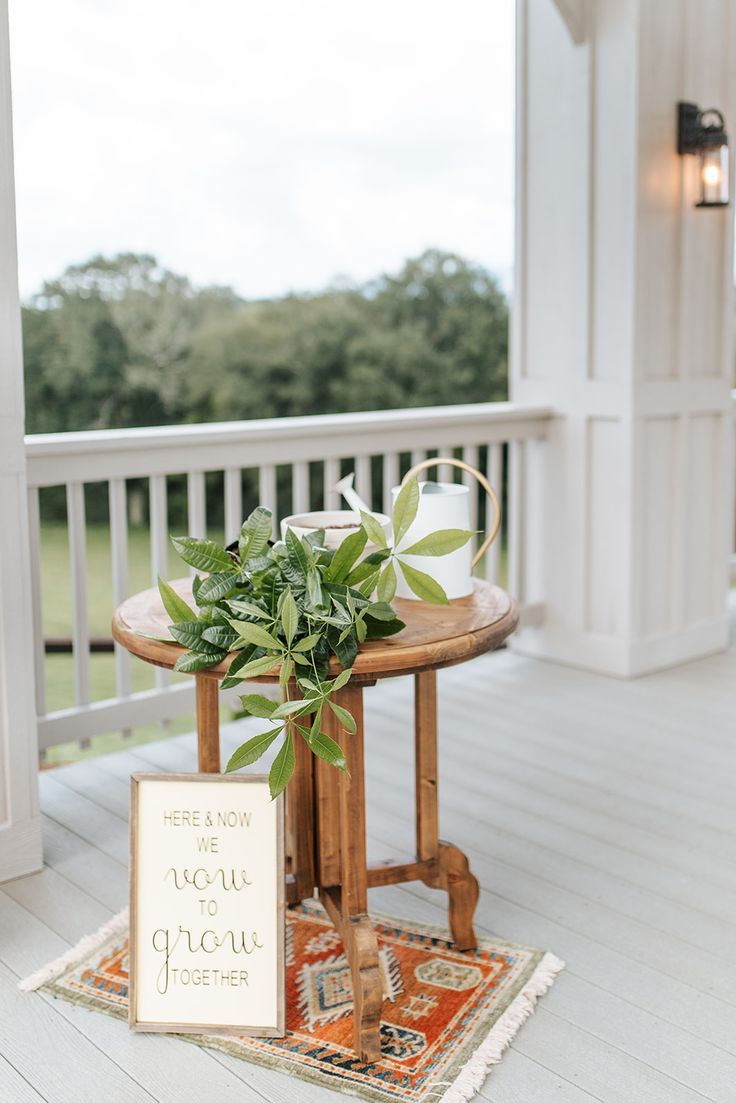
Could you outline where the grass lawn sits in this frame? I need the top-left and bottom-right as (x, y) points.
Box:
(40, 523), (211, 764)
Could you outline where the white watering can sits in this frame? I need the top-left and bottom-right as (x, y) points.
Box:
(392, 457), (501, 600)
(281, 459), (501, 601)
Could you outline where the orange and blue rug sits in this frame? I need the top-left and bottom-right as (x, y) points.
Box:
(20, 900), (563, 1102)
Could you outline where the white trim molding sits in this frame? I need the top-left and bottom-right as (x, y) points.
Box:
(0, 0), (42, 880)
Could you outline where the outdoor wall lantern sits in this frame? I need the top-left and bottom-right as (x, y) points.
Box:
(677, 101), (730, 207)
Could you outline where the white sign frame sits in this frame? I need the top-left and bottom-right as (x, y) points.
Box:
(129, 773), (285, 1036)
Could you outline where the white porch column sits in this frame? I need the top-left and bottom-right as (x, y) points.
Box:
(0, 0), (42, 880)
(513, 0), (736, 676)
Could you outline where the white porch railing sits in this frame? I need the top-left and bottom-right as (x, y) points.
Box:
(25, 402), (553, 753)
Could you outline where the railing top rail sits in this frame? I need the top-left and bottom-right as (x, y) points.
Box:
(25, 402), (554, 487)
(25, 402), (553, 455)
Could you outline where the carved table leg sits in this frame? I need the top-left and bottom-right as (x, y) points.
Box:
(415, 671), (479, 951)
(321, 682), (383, 1062)
(195, 675), (220, 773)
(436, 842), (480, 951)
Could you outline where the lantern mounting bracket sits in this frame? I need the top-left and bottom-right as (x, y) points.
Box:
(677, 101), (726, 155)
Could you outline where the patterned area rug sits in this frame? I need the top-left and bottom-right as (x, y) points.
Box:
(20, 901), (563, 1103)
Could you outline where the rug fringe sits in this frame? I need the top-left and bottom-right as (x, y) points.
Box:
(439, 952), (565, 1103)
(18, 907), (129, 992)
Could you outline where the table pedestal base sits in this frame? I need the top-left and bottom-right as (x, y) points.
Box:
(198, 668), (479, 1063)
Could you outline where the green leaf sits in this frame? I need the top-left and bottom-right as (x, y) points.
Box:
(225, 727), (282, 773)
(238, 693), (278, 718)
(400, 528), (475, 557)
(220, 647), (255, 688)
(397, 561), (449, 604)
(306, 568), (327, 610)
(392, 477), (420, 547)
(359, 511), (388, 549)
(327, 699), (357, 734)
(173, 652), (223, 673)
(196, 572), (239, 603)
(227, 598), (272, 621)
(325, 528), (368, 583)
(239, 507), (272, 562)
(309, 708), (324, 740)
(330, 627), (358, 669)
(279, 656), (294, 689)
(285, 527), (312, 576)
(304, 727), (347, 770)
(357, 568), (381, 598)
(365, 617), (405, 640)
(364, 601), (396, 621)
(271, 697), (310, 719)
(345, 548), (391, 585)
(290, 632), (322, 653)
(331, 666), (352, 691)
(170, 536), (235, 574)
(235, 653), (282, 679)
(228, 619), (283, 651)
(376, 561), (397, 603)
(157, 577), (196, 624)
(269, 732), (295, 798)
(302, 528), (326, 552)
(201, 625), (241, 651)
(168, 622), (229, 654)
(280, 589), (299, 646)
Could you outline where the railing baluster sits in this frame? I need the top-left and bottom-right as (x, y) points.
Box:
(259, 464), (277, 538)
(23, 404), (552, 754)
(224, 468), (242, 544)
(324, 458), (340, 510)
(109, 479), (131, 736)
(187, 471), (206, 538)
(26, 486), (46, 718)
(382, 453), (399, 514)
(508, 440), (527, 601)
(487, 443), (503, 584)
(292, 462), (310, 515)
(149, 475), (171, 697)
(355, 455), (372, 510)
(67, 483), (90, 730)
(462, 445), (480, 557)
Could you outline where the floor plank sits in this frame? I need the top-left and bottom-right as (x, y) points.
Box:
(3, 610), (736, 1102)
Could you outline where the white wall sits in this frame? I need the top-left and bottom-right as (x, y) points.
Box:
(0, 0), (41, 881)
(513, 0), (736, 675)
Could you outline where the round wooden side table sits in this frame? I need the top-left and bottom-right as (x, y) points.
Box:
(113, 578), (518, 1061)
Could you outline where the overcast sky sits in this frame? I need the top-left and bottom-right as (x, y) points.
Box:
(8, 0), (515, 302)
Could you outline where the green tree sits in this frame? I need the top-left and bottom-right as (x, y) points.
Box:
(23, 253), (240, 432)
(22, 247), (508, 434)
(180, 249), (508, 422)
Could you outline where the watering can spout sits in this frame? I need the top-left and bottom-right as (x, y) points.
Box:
(334, 472), (372, 515)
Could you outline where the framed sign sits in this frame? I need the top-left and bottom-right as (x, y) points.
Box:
(129, 773), (284, 1036)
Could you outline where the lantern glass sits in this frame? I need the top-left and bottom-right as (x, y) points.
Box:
(698, 144), (729, 206)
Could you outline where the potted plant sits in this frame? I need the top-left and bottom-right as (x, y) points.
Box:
(159, 476), (473, 797)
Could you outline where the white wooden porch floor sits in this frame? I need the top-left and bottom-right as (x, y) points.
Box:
(2, 619), (736, 1103)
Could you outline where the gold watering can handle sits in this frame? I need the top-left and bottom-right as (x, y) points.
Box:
(401, 457), (502, 570)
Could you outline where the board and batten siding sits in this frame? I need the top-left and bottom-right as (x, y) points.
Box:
(513, 0), (736, 675)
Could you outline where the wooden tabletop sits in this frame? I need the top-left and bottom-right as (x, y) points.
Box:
(112, 577), (518, 682)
